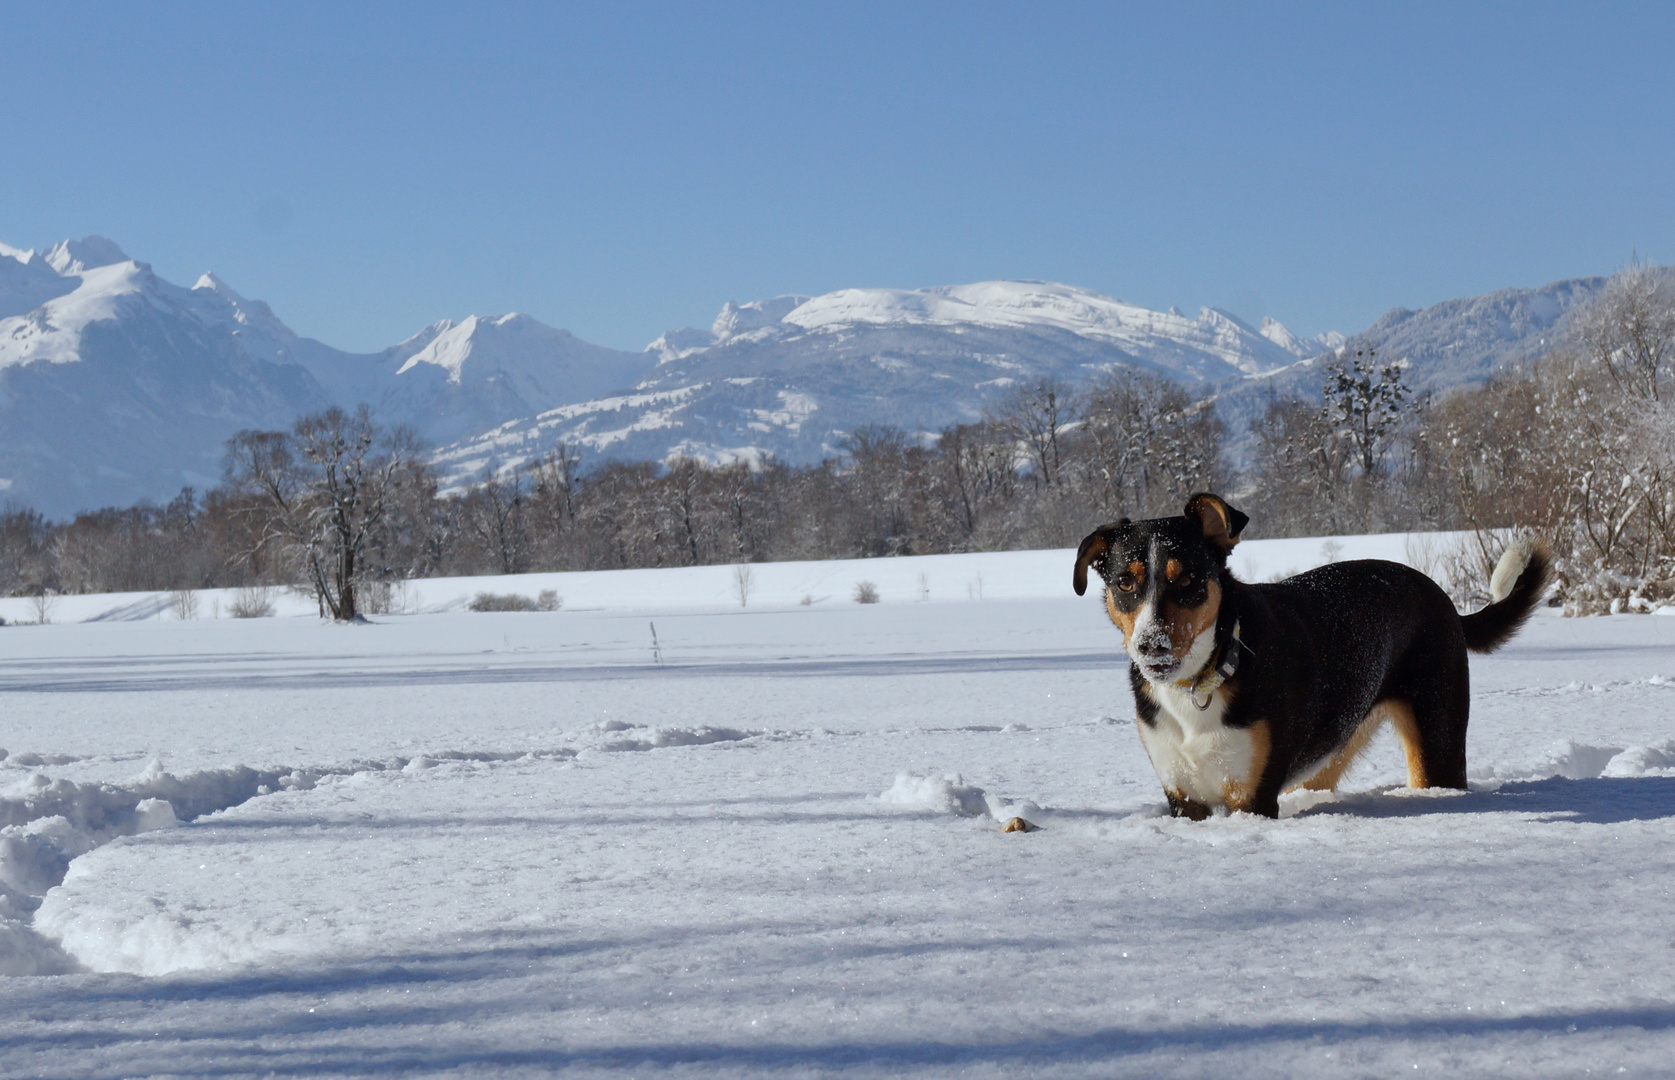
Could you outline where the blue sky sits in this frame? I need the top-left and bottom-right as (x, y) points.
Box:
(3, 1), (1672, 351)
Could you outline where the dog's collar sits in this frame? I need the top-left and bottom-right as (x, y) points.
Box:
(1174, 618), (1247, 710)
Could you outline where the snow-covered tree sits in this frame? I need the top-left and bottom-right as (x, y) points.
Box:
(1323, 348), (1411, 474)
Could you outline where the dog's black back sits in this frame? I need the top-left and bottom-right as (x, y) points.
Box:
(1231, 559), (1470, 794)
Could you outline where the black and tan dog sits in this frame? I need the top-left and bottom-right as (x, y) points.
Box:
(1073, 494), (1550, 819)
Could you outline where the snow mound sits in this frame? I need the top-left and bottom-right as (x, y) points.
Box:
(1602, 740), (1675, 777)
(595, 725), (758, 753)
(1472, 738), (1675, 783)
(878, 771), (995, 817)
(37, 874), (307, 976)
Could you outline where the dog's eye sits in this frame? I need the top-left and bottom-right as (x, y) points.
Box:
(1115, 574), (1137, 593)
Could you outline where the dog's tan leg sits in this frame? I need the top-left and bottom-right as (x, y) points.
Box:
(1386, 699), (1430, 788)
(1294, 708), (1386, 792)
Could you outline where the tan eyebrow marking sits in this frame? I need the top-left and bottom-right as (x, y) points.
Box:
(1127, 560), (1145, 581)
(1165, 559), (1184, 582)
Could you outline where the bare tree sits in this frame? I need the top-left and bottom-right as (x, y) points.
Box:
(1248, 393), (1354, 535)
(938, 421), (1016, 541)
(839, 425), (918, 557)
(994, 378), (1074, 488)
(467, 463), (529, 575)
(1078, 370), (1225, 519)
(225, 405), (428, 621)
(0, 503), (52, 596)
(526, 442), (584, 567)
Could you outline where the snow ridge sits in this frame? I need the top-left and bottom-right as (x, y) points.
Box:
(0, 760), (312, 975)
(2, 720), (779, 976)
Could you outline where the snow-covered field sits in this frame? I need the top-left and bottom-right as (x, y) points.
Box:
(3, 534), (1675, 1078)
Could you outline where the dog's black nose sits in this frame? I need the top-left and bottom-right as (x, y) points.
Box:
(1136, 638), (1172, 659)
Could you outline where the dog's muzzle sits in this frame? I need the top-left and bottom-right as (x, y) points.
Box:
(1132, 628), (1178, 680)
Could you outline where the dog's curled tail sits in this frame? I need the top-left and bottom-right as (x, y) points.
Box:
(1460, 538), (1552, 653)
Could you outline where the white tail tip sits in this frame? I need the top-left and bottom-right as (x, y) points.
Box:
(1489, 539), (1540, 603)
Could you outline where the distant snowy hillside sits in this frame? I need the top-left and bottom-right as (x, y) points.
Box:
(0, 234), (1619, 516)
(1214, 274), (1608, 464)
(434, 281), (1338, 485)
(1349, 276), (1604, 387)
(0, 238), (650, 516)
(653, 281), (1332, 375)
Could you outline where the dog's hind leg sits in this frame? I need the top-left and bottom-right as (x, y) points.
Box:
(1387, 690), (1469, 790)
(1294, 710), (1385, 793)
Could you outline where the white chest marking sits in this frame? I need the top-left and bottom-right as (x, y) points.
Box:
(1135, 638), (1263, 810)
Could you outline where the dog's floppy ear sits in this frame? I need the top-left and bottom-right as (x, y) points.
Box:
(1185, 493), (1248, 552)
(1073, 519), (1127, 596)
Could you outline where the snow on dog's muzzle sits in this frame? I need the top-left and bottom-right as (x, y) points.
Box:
(1128, 606), (1180, 678)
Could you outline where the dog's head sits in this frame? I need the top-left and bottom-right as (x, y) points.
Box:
(1072, 493), (1247, 684)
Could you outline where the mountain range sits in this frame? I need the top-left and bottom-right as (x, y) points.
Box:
(0, 236), (1605, 518)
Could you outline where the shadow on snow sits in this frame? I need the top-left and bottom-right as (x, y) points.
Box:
(1298, 775), (1675, 825)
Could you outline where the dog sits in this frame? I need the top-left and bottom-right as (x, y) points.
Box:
(1072, 493), (1550, 819)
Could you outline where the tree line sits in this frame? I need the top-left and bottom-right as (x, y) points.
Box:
(3, 263), (1672, 618)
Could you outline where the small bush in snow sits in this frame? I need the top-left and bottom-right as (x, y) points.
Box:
(167, 589), (199, 620)
(228, 587), (275, 619)
(359, 580), (393, 615)
(537, 589), (561, 611)
(853, 581), (880, 604)
(469, 592), (540, 612)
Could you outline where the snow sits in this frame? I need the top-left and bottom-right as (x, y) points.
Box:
(40, 235), (129, 276)
(1, 242), (297, 372)
(712, 295), (811, 340)
(187, 270), (299, 357)
(429, 383), (707, 487)
(646, 281), (1334, 379)
(647, 325), (721, 364)
(0, 259), (147, 368)
(779, 282), (1310, 374)
(396, 314), (530, 383)
(383, 312), (654, 406)
(2, 534), (1674, 1076)
(0, 531), (1453, 626)
(0, 245), (76, 321)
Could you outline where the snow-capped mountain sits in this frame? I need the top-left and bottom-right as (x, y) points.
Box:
(0, 233), (1611, 517)
(434, 281), (1341, 486)
(651, 281), (1336, 375)
(345, 314), (655, 445)
(0, 241), (327, 515)
(0, 237), (649, 517)
(175, 274), (655, 444)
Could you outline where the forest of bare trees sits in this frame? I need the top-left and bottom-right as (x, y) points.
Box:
(4, 264), (1674, 618)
